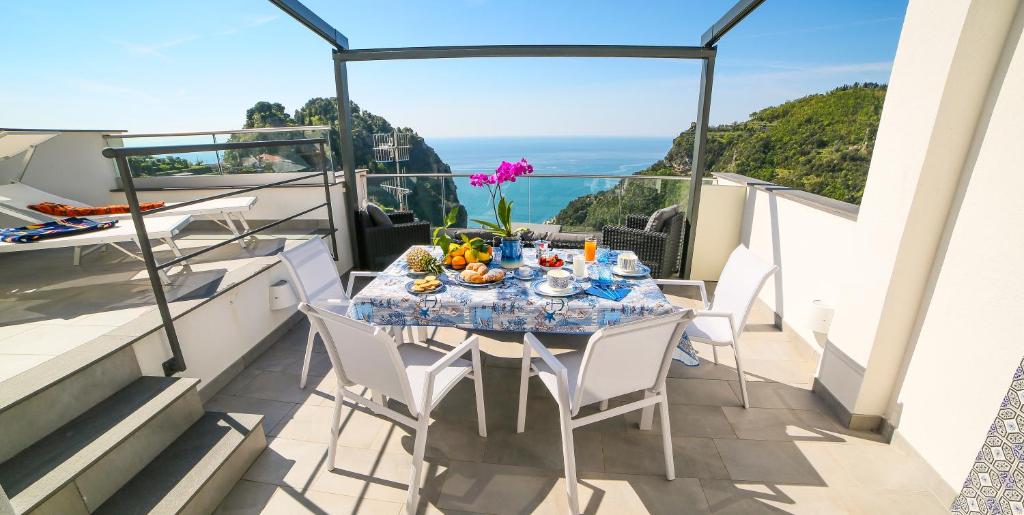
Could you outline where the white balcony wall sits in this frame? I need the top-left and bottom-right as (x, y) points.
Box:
(129, 258), (298, 398)
(713, 175), (857, 354)
(889, 2), (1024, 497)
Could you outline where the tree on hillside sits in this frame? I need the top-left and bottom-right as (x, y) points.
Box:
(244, 101), (294, 129)
(237, 98), (466, 227)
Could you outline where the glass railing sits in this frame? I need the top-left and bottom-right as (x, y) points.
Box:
(359, 172), (704, 233)
(103, 126), (333, 180)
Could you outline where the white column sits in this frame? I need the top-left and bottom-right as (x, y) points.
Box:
(816, 0), (1021, 428)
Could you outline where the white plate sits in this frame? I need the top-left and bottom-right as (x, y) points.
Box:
(531, 279), (584, 297)
(612, 263), (651, 277)
(454, 274), (506, 288)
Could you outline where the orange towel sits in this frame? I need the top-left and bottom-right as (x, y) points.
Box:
(28, 201), (166, 217)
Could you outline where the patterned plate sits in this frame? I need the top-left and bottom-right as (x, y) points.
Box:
(612, 263), (651, 277)
(453, 274), (506, 289)
(405, 281), (445, 295)
(531, 279), (584, 297)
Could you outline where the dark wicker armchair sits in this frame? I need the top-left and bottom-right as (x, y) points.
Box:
(601, 211), (684, 278)
(354, 210), (431, 270)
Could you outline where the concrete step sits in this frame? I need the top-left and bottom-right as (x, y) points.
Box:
(95, 412), (266, 515)
(0, 336), (143, 464)
(0, 376), (203, 514)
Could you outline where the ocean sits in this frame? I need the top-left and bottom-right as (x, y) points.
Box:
(125, 135), (673, 224)
(428, 137), (671, 224)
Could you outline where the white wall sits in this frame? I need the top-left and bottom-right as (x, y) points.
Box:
(889, 2), (1024, 494)
(715, 176), (857, 352)
(131, 259), (297, 394)
(819, 0), (1020, 418)
(0, 132), (119, 227)
(689, 183), (744, 281)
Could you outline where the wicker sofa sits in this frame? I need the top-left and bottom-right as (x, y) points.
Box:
(354, 209), (431, 270)
(601, 209), (684, 278)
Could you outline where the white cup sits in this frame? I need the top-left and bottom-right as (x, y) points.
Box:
(617, 252), (638, 272)
(547, 269), (571, 291)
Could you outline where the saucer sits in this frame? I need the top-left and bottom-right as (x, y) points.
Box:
(531, 279), (583, 297)
(612, 263), (651, 277)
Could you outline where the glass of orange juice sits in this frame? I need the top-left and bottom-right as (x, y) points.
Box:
(583, 236), (597, 262)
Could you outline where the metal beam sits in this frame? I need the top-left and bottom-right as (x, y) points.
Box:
(332, 51), (362, 268)
(682, 54), (715, 278)
(701, 0), (766, 47)
(335, 45), (714, 62)
(268, 0), (348, 49)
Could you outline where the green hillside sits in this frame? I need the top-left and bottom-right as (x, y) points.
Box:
(553, 83), (885, 229)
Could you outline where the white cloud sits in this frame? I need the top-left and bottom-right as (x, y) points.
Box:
(109, 35), (199, 58)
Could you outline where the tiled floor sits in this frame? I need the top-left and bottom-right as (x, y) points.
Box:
(211, 288), (951, 514)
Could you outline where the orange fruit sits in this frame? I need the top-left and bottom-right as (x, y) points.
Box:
(451, 256), (467, 270)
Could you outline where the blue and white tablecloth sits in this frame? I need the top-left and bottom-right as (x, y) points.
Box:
(348, 246), (679, 334)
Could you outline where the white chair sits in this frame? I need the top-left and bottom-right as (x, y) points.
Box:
(278, 237), (380, 388)
(299, 302), (487, 514)
(656, 245), (777, 408)
(516, 311), (693, 515)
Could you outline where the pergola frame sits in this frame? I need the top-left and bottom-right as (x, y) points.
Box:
(270, 0), (764, 276)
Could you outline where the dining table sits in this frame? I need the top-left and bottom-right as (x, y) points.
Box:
(347, 245), (680, 334)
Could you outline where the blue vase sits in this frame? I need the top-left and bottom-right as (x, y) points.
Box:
(499, 236), (523, 269)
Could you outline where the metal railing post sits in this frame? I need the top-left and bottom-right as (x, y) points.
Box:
(333, 50), (363, 269)
(682, 51), (716, 279)
(320, 141), (340, 260)
(112, 156), (186, 376)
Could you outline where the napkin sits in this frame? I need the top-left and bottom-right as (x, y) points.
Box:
(585, 283), (631, 301)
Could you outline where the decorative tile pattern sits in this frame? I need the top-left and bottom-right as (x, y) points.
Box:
(953, 364), (1024, 514)
(348, 246), (680, 334)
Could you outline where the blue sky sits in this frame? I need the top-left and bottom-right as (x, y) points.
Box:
(0, 0), (907, 137)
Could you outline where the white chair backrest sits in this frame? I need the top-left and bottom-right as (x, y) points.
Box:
(574, 310), (692, 413)
(0, 182), (87, 222)
(278, 237), (347, 304)
(711, 246), (777, 338)
(300, 303), (420, 413)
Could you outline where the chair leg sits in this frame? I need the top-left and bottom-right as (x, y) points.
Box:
(300, 326), (316, 389)
(472, 346), (488, 438)
(599, 399), (609, 411)
(639, 390), (655, 431)
(712, 345), (719, 365)
(407, 418), (429, 514)
(733, 341), (750, 408)
(327, 390), (343, 469)
(558, 406), (581, 515)
(517, 352), (531, 433)
(658, 392), (675, 480)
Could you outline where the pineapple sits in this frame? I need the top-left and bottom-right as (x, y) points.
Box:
(406, 247), (433, 272)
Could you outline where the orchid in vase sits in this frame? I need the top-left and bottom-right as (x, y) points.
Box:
(470, 158), (534, 268)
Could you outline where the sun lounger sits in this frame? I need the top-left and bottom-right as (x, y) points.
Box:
(0, 213), (191, 283)
(0, 182), (257, 244)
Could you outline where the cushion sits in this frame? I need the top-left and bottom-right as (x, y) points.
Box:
(645, 205), (678, 233)
(29, 201), (165, 217)
(365, 203), (393, 227)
